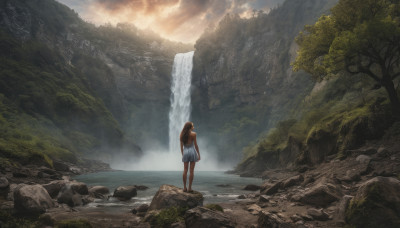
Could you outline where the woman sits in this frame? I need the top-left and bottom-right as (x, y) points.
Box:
(180, 121), (201, 193)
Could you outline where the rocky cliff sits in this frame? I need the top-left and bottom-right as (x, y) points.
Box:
(191, 0), (338, 164)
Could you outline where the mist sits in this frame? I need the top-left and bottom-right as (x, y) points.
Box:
(109, 137), (233, 171)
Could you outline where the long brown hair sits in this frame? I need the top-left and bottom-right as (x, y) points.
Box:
(180, 122), (193, 145)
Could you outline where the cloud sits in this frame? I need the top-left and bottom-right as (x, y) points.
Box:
(57, 0), (283, 43)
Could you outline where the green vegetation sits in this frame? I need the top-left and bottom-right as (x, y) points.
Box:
(0, 210), (39, 228)
(204, 204), (224, 212)
(293, 0), (400, 116)
(0, 30), (137, 166)
(146, 207), (187, 228)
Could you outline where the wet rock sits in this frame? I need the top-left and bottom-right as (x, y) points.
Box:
(346, 177), (400, 228)
(260, 181), (282, 195)
(14, 184), (54, 214)
(113, 186), (137, 201)
(216, 184), (232, 188)
(149, 185), (203, 211)
(57, 188), (83, 207)
(69, 181), (89, 195)
(89, 186), (110, 198)
(52, 160), (70, 172)
(355, 155), (371, 164)
(307, 208), (329, 221)
(297, 182), (341, 207)
(42, 180), (67, 198)
(243, 184), (261, 191)
(258, 210), (294, 228)
(135, 185), (149, 191)
(185, 206), (235, 228)
(237, 195), (246, 199)
(136, 204), (149, 217)
(0, 177), (9, 189)
(282, 175), (304, 189)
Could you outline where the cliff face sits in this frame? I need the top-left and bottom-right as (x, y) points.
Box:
(0, 0), (191, 165)
(191, 0), (337, 164)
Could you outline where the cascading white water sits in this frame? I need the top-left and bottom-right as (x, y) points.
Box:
(168, 51), (195, 154)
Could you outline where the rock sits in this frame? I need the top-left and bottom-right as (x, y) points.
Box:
(298, 182), (341, 207)
(134, 185), (149, 190)
(185, 206), (235, 228)
(216, 184), (232, 188)
(7, 184), (18, 201)
(237, 195), (246, 199)
(0, 177), (9, 189)
(346, 177), (400, 228)
(243, 184), (261, 191)
(148, 185), (203, 211)
(12, 168), (30, 178)
(377, 147), (391, 158)
(69, 181), (89, 195)
(307, 208), (329, 221)
(14, 184), (54, 214)
(247, 204), (262, 215)
(335, 195), (353, 222)
(282, 175), (304, 189)
(57, 188), (83, 207)
(355, 155), (371, 164)
(133, 204), (149, 217)
(260, 181), (282, 195)
(290, 214), (303, 222)
(113, 186), (137, 200)
(258, 195), (271, 203)
(42, 180), (67, 198)
(258, 210), (294, 228)
(53, 160), (70, 172)
(89, 186), (110, 198)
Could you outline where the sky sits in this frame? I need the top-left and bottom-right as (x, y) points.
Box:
(56, 0), (283, 43)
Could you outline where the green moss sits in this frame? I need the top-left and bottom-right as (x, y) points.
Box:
(147, 207), (188, 228)
(205, 204), (224, 212)
(55, 219), (92, 228)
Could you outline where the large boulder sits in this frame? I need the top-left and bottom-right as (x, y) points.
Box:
(185, 206), (235, 228)
(14, 184), (54, 214)
(260, 181), (282, 195)
(148, 185), (203, 211)
(346, 177), (400, 228)
(297, 182), (341, 207)
(113, 186), (137, 200)
(69, 181), (89, 195)
(282, 175), (304, 189)
(42, 180), (67, 198)
(89, 186), (110, 199)
(57, 187), (83, 207)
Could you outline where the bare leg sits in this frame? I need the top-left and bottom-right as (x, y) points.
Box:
(183, 162), (189, 192)
(188, 162), (196, 191)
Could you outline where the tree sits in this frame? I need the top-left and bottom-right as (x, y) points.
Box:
(293, 0), (400, 116)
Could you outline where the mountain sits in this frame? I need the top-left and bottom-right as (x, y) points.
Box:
(0, 0), (191, 166)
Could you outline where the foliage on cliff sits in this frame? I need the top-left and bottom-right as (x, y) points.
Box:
(0, 30), (139, 166)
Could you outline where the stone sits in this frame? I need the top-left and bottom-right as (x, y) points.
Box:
(69, 181), (89, 195)
(134, 185), (149, 190)
(258, 210), (294, 228)
(346, 177), (400, 228)
(13, 184), (54, 214)
(7, 184), (18, 201)
(377, 147), (391, 158)
(282, 175), (304, 189)
(113, 186), (137, 200)
(258, 195), (271, 203)
(260, 181), (282, 195)
(335, 195), (353, 222)
(298, 182), (341, 207)
(42, 180), (67, 198)
(148, 185), (203, 211)
(0, 177), (9, 189)
(57, 187), (83, 207)
(89, 186), (110, 198)
(237, 195), (246, 199)
(307, 208), (329, 221)
(247, 204), (262, 215)
(185, 206), (235, 228)
(53, 160), (70, 172)
(133, 204), (149, 217)
(243, 184), (261, 191)
(290, 214), (303, 222)
(355, 155), (371, 164)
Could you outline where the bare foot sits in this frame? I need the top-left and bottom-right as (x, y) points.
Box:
(188, 189), (193, 193)
(183, 188), (187, 192)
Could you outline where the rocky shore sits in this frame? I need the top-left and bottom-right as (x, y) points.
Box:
(1, 140), (400, 227)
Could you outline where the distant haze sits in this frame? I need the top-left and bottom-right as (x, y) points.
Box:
(56, 0), (283, 43)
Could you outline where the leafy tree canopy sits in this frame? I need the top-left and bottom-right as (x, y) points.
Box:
(293, 0), (400, 115)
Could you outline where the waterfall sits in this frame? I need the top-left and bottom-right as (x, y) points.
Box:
(168, 51), (195, 154)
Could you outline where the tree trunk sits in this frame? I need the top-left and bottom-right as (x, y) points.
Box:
(382, 78), (400, 118)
